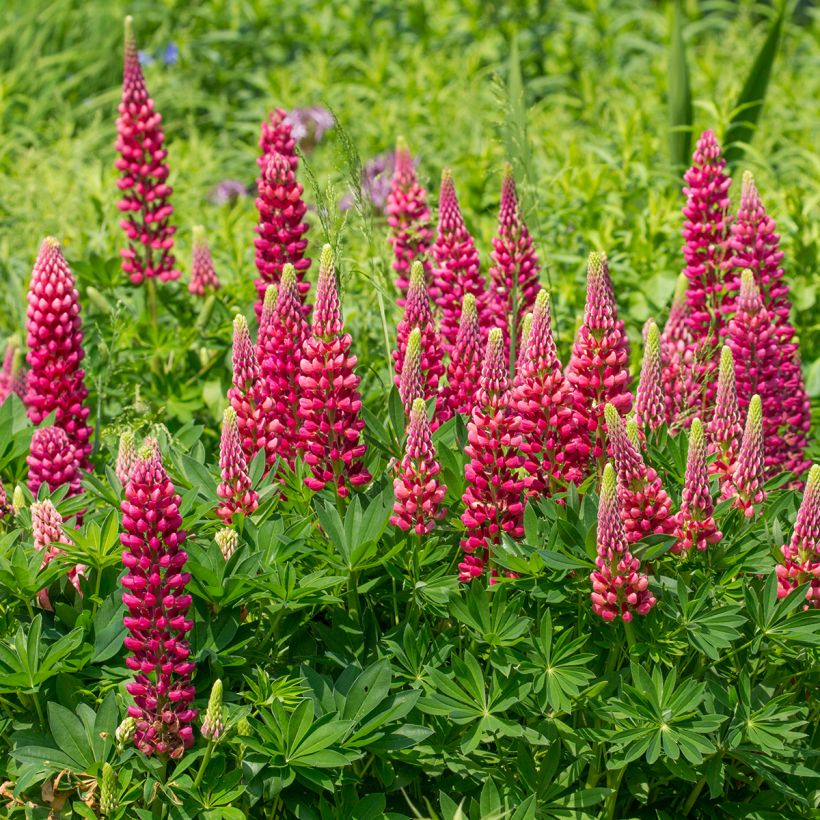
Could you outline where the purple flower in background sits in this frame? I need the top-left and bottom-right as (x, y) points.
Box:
(285, 106), (334, 151)
(162, 42), (179, 66)
(137, 50), (154, 67)
(341, 151), (410, 214)
(208, 179), (252, 206)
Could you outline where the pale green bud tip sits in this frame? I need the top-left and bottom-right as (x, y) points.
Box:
(502, 161), (514, 180)
(409, 260), (425, 288)
(120, 430), (135, 448)
(588, 251), (607, 276)
(233, 314), (249, 335)
(281, 263), (297, 288)
(202, 679), (226, 741)
(407, 326), (421, 351)
(216, 528), (239, 560)
(748, 394), (762, 425)
(192, 225), (206, 243)
(411, 397), (426, 416)
(43, 236), (61, 250)
(646, 320), (660, 351)
(124, 16), (135, 47)
(488, 327), (503, 345)
(601, 463), (617, 498)
(739, 268), (757, 297)
(137, 446), (154, 462)
(520, 312), (533, 342)
(742, 169), (755, 188)
(690, 417), (704, 447)
(462, 293), (476, 316)
(719, 345), (734, 375)
(396, 135), (409, 153)
(263, 285), (277, 310)
(319, 244), (334, 274)
(626, 418), (641, 449)
(442, 167), (452, 183)
(603, 402), (620, 428)
(223, 406), (237, 427)
(673, 272), (688, 303)
(534, 288), (550, 313)
(807, 465), (820, 491)
(12, 485), (25, 513)
(100, 762), (118, 815)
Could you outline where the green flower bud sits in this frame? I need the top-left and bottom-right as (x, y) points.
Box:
(115, 716), (135, 752)
(99, 762), (118, 816)
(201, 679), (225, 742)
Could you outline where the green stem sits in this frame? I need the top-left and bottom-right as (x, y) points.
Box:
(347, 571), (360, 623)
(376, 290), (392, 376)
(150, 759), (167, 819)
(193, 740), (215, 791)
(682, 774), (706, 815)
(623, 620), (636, 651)
(605, 765), (627, 820)
(32, 692), (46, 728)
(146, 279), (158, 339)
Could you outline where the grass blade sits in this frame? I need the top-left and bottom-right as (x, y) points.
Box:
(668, 0), (693, 169)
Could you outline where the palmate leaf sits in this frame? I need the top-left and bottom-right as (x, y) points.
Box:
(675, 580), (746, 660)
(449, 584), (531, 648)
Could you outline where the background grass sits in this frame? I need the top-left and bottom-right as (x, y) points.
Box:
(0, 0), (818, 445)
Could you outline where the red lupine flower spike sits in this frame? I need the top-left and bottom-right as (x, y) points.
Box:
(459, 328), (524, 583)
(253, 149), (311, 317)
(487, 164), (541, 353)
(297, 245), (370, 497)
(635, 321), (665, 431)
(511, 290), (581, 496)
(258, 108), (297, 171)
(188, 226), (220, 295)
(722, 394), (766, 517)
(228, 315), (277, 465)
(430, 169), (489, 352)
(27, 426), (82, 498)
(116, 431), (137, 488)
(394, 260), (445, 399)
(121, 446), (196, 759)
(776, 464), (820, 607)
(604, 403), (674, 542)
(116, 16), (178, 285)
(257, 266), (309, 468)
(399, 328), (424, 416)
(391, 398), (447, 534)
(216, 407), (259, 523)
(672, 418), (722, 554)
(590, 463), (656, 622)
(388, 137), (433, 304)
(439, 293), (483, 421)
(725, 269), (808, 478)
(565, 252), (631, 476)
(660, 273), (693, 426)
(707, 345), (742, 482)
(25, 238), (92, 467)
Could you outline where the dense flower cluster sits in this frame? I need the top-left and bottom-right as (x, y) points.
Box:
(115, 17), (178, 284)
(120, 448), (196, 759)
(776, 465), (820, 607)
(398, 328), (425, 416)
(25, 238), (92, 467)
(188, 225), (221, 295)
(216, 407), (259, 524)
(388, 138), (433, 303)
(258, 108), (297, 171)
(32, 499), (82, 610)
(459, 328), (524, 583)
(673, 418), (722, 553)
(438, 293), (483, 421)
(27, 426), (82, 497)
(634, 321), (665, 432)
(297, 246), (370, 497)
(391, 398), (447, 535)
(706, 346), (742, 482)
(116, 431), (137, 488)
(660, 273), (693, 425)
(722, 394), (766, 517)
(590, 463), (656, 622)
(0, 337), (25, 404)
(254, 150), (311, 313)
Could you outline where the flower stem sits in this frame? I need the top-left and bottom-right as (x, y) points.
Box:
(346, 571), (360, 623)
(682, 774), (706, 815)
(193, 740), (215, 791)
(623, 620), (636, 651)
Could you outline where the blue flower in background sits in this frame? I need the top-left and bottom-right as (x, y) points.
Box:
(161, 42), (179, 66)
(138, 50), (155, 67)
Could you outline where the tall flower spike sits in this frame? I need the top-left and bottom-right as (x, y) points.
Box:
(116, 16), (178, 284)
(116, 431), (137, 488)
(388, 138), (433, 304)
(590, 463), (656, 622)
(681, 130), (732, 412)
(487, 164), (541, 353)
(228, 315), (276, 466)
(254, 150), (311, 316)
(459, 328), (524, 582)
(121, 447), (196, 758)
(25, 238), (92, 466)
(604, 403), (674, 542)
(707, 346), (742, 481)
(776, 465), (820, 607)
(725, 269), (808, 478)
(660, 273), (693, 425)
(565, 252), (631, 476)
(635, 321), (665, 431)
(399, 328), (425, 416)
(673, 419), (722, 553)
(439, 293), (483, 421)
(391, 398), (447, 534)
(511, 290), (582, 496)
(393, 260), (444, 401)
(258, 108), (297, 171)
(257, 267), (309, 468)
(297, 246), (370, 497)
(216, 407), (259, 524)
(188, 226), (220, 295)
(722, 394), (765, 517)
(31, 498), (83, 609)
(27, 426), (82, 498)
(430, 169), (489, 352)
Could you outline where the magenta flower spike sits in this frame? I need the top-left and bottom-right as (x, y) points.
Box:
(391, 398), (447, 534)
(116, 17), (178, 285)
(254, 150), (311, 316)
(25, 238), (92, 467)
(725, 269), (809, 478)
(514, 311), (534, 379)
(439, 293), (484, 422)
(120, 446), (196, 759)
(604, 403), (674, 543)
(388, 138), (433, 304)
(487, 164), (541, 351)
(257, 266), (309, 468)
(459, 328), (524, 583)
(258, 108), (297, 172)
(216, 407), (259, 524)
(565, 252), (632, 475)
(228, 315), (276, 466)
(32, 498), (82, 609)
(0, 337), (25, 404)
(27, 426), (82, 498)
(635, 322), (665, 432)
(188, 226), (220, 295)
(430, 169), (489, 353)
(511, 290), (582, 496)
(393, 260), (445, 399)
(116, 431), (137, 488)
(706, 345), (742, 481)
(660, 273), (693, 425)
(297, 245), (371, 497)
(673, 419), (722, 554)
(590, 463), (656, 622)
(399, 328), (425, 416)
(776, 464), (820, 607)
(722, 394), (766, 517)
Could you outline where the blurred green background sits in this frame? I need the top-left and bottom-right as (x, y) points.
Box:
(0, 0), (817, 432)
